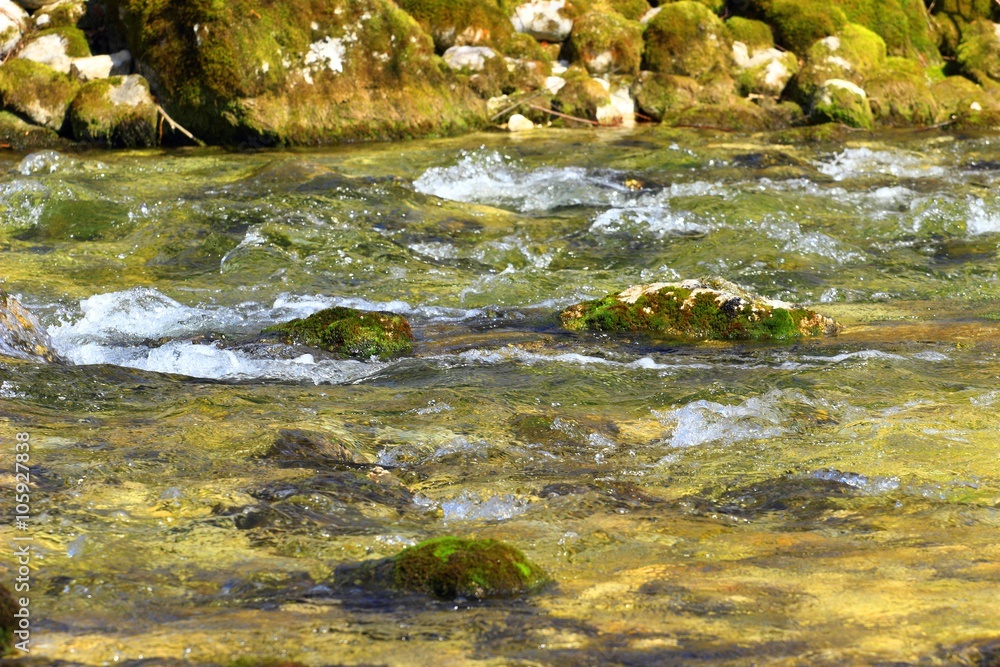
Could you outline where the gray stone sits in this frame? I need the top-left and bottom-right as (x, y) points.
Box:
(71, 50), (133, 81)
(17, 32), (72, 73)
(0, 0), (27, 57)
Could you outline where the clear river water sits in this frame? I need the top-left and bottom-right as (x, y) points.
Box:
(0, 127), (998, 665)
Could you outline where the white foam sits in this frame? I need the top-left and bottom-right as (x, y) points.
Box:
(447, 345), (693, 371)
(439, 492), (531, 522)
(966, 197), (1000, 235)
(811, 469), (900, 494)
(816, 147), (945, 181)
(654, 390), (787, 448)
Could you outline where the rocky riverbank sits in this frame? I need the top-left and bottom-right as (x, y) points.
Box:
(2, 0), (1000, 147)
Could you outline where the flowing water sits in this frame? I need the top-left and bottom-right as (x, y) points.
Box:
(0, 128), (999, 665)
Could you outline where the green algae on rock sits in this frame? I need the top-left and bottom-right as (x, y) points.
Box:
(392, 537), (549, 599)
(68, 74), (158, 147)
(811, 77), (874, 128)
(643, 1), (732, 81)
(560, 277), (840, 340)
(830, 0), (940, 63)
(761, 0), (847, 55)
(0, 58), (80, 130)
(956, 18), (1000, 84)
(397, 0), (514, 52)
(865, 56), (938, 126)
(265, 306), (413, 360)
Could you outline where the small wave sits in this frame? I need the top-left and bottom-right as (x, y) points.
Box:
(965, 197), (1000, 235)
(815, 148), (946, 181)
(439, 492), (531, 522)
(654, 390), (788, 448)
(811, 469), (900, 494)
(447, 345), (695, 371)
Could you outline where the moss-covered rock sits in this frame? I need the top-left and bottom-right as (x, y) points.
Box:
(608, 0), (651, 21)
(829, 0), (940, 62)
(865, 56), (937, 125)
(392, 537), (549, 599)
(0, 109), (64, 149)
(811, 77), (874, 128)
(643, 1), (731, 81)
(506, 0), (582, 41)
(398, 0), (514, 52)
(561, 277), (841, 340)
(733, 42), (798, 97)
(0, 58), (81, 130)
(795, 23), (887, 102)
(569, 9), (643, 75)
(552, 65), (611, 120)
(931, 74), (1000, 124)
(663, 97), (774, 131)
(764, 0), (847, 55)
(108, 0), (485, 145)
(16, 25), (91, 74)
(0, 581), (15, 655)
(726, 16), (775, 51)
(631, 70), (701, 120)
(265, 306), (413, 360)
(68, 74), (158, 147)
(957, 19), (1000, 83)
(34, 0), (88, 30)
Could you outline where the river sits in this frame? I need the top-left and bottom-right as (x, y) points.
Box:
(0, 128), (998, 665)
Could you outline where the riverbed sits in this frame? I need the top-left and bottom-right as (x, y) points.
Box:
(0, 127), (998, 665)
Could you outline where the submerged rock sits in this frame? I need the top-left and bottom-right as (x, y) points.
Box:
(560, 277), (841, 341)
(265, 428), (371, 468)
(0, 289), (63, 363)
(392, 537), (549, 599)
(264, 306), (413, 360)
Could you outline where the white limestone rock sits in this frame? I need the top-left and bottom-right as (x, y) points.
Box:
(510, 0), (573, 42)
(442, 45), (496, 71)
(71, 50), (133, 81)
(507, 113), (534, 131)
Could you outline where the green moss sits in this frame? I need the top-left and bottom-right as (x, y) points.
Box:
(0, 58), (81, 130)
(33, 26), (92, 58)
(665, 0), (725, 12)
(397, 0), (514, 52)
(392, 537), (549, 599)
(829, 0), (940, 62)
(42, 1), (88, 29)
(0, 582), (14, 655)
(609, 0), (651, 21)
(552, 65), (611, 121)
(0, 110), (64, 150)
(560, 278), (840, 340)
(726, 16), (775, 50)
(643, 1), (731, 81)
(499, 31), (550, 63)
(631, 71), (701, 121)
(569, 10), (644, 75)
(69, 75), (159, 147)
(794, 23), (886, 102)
(866, 56), (937, 125)
(765, 0), (847, 55)
(931, 74), (1000, 125)
(957, 18), (1000, 83)
(811, 78), (874, 128)
(265, 306), (413, 360)
(933, 0), (994, 23)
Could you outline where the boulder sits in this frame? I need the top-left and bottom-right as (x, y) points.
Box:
(442, 45), (497, 71)
(509, 0), (574, 41)
(594, 78), (635, 126)
(957, 19), (1000, 83)
(811, 77), (874, 128)
(392, 537), (549, 599)
(0, 58), (80, 129)
(931, 75), (1000, 125)
(608, 0), (650, 21)
(865, 56), (937, 125)
(0, 0), (27, 57)
(15, 26), (90, 74)
(68, 74), (158, 147)
(552, 65), (612, 121)
(265, 428), (371, 468)
(560, 277), (841, 340)
(0, 110), (63, 150)
(829, 0), (940, 63)
(725, 16), (775, 51)
(795, 23), (887, 102)
(631, 71), (702, 121)
(643, 1), (732, 82)
(70, 50), (132, 81)
(397, 0), (513, 52)
(0, 289), (64, 363)
(263, 306), (413, 360)
(569, 10), (643, 76)
(107, 0), (485, 145)
(732, 42), (798, 96)
(761, 0), (847, 55)
(31, 0), (86, 30)
(932, 0), (994, 55)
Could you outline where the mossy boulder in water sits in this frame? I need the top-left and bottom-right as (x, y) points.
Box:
(811, 78), (874, 127)
(0, 110), (63, 149)
(931, 74), (1000, 125)
(107, 0), (485, 145)
(795, 23), (887, 102)
(631, 71), (702, 121)
(0, 288), (64, 363)
(265, 306), (413, 360)
(865, 56), (937, 125)
(392, 537), (549, 599)
(569, 9), (643, 75)
(643, 1), (732, 81)
(0, 58), (80, 130)
(760, 0), (847, 55)
(560, 277), (841, 340)
(68, 74), (158, 147)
